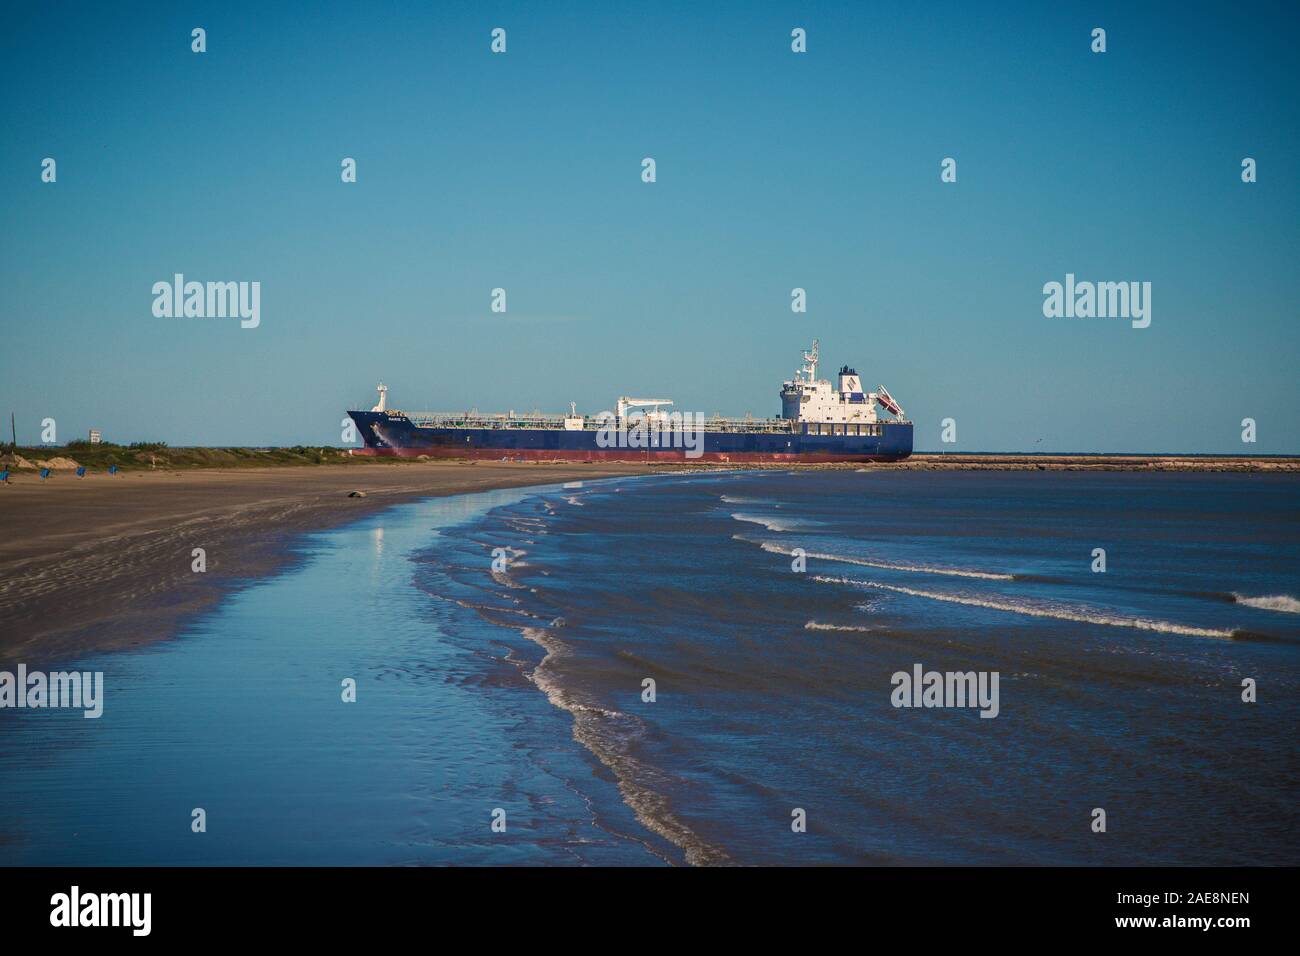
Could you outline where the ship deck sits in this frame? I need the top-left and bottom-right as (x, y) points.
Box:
(384, 411), (911, 435)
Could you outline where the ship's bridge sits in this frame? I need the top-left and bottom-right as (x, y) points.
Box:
(779, 341), (905, 425)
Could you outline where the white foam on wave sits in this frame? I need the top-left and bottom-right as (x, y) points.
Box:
(759, 541), (1013, 580)
(804, 621), (874, 633)
(452, 598), (537, 619)
(1232, 593), (1300, 614)
(813, 575), (1237, 640)
(487, 546), (529, 588)
(520, 628), (622, 717)
(730, 512), (801, 532)
(520, 627), (730, 866)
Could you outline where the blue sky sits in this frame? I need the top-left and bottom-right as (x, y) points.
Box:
(2, 1), (1296, 452)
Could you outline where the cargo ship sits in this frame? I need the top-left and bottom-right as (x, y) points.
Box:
(346, 341), (912, 463)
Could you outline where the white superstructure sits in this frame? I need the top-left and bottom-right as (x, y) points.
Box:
(616, 396), (675, 425)
(360, 340), (906, 436)
(779, 340), (904, 425)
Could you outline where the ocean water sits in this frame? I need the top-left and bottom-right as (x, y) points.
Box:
(2, 471), (1298, 866)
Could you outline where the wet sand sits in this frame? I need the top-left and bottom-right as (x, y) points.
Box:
(0, 461), (660, 665)
(3, 454), (1293, 665)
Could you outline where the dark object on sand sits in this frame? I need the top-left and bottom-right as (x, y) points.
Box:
(348, 490), (367, 498)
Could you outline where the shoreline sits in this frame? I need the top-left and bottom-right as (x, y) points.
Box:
(6, 451), (1296, 480)
(876, 453), (1300, 471)
(0, 461), (664, 667)
(677, 454), (1299, 472)
(3, 456), (1295, 666)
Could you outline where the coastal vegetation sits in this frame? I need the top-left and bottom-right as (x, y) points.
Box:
(0, 443), (408, 472)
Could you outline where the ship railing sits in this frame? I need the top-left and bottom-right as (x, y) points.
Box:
(401, 413), (569, 430)
(395, 412), (910, 432)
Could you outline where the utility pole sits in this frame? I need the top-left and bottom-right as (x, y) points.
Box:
(9, 412), (14, 449)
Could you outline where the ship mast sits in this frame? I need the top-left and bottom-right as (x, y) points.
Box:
(798, 339), (819, 384)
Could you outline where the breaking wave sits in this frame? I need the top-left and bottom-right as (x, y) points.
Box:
(758, 541), (1014, 580)
(520, 628), (731, 866)
(1231, 593), (1300, 614)
(813, 575), (1239, 640)
(804, 621), (874, 633)
(730, 513), (802, 533)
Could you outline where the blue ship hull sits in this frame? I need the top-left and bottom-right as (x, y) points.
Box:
(346, 411), (913, 462)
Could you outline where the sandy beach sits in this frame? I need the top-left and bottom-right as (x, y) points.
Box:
(3, 454), (1293, 666)
(0, 461), (660, 666)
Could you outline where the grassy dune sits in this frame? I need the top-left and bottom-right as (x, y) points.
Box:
(0, 443), (402, 472)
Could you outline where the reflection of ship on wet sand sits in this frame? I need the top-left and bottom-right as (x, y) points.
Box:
(0, 461), (656, 666)
(347, 340), (914, 463)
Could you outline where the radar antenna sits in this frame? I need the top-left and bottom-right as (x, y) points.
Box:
(798, 339), (820, 383)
